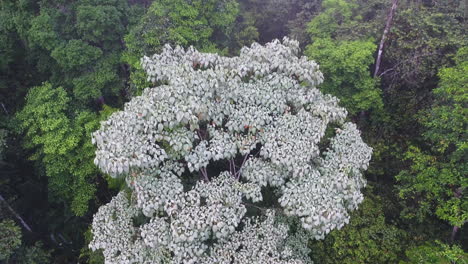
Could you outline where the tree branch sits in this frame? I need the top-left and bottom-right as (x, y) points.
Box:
(241, 202), (269, 212)
(374, 0), (399, 78)
(199, 167), (209, 182)
(229, 158), (237, 176)
(1, 103), (8, 115)
(378, 52), (440, 78)
(236, 154), (250, 180)
(0, 193), (33, 232)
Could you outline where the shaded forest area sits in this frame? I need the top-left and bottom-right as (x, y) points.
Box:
(0, 0), (466, 262)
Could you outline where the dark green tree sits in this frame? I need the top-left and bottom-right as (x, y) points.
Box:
(123, 0), (239, 93)
(0, 220), (22, 261)
(239, 0), (321, 44)
(377, 5), (466, 145)
(401, 241), (468, 264)
(310, 191), (406, 263)
(396, 47), (467, 235)
(23, 0), (131, 105)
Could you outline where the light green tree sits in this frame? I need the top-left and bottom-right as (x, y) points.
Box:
(305, 0), (383, 117)
(306, 38), (382, 115)
(16, 83), (115, 215)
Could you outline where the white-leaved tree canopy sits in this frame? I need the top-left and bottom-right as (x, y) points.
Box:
(89, 38), (372, 264)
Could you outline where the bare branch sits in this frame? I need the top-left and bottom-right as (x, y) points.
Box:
(0, 193), (33, 232)
(236, 154), (251, 180)
(374, 0), (399, 78)
(229, 158), (237, 176)
(199, 167), (209, 182)
(1, 103), (8, 115)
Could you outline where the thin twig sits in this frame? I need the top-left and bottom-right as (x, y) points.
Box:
(378, 52), (440, 78)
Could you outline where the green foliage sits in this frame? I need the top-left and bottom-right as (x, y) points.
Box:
(223, 2), (260, 54)
(231, 24), (259, 51)
(1, 0), (467, 261)
(0, 0), (145, 262)
(309, 191), (406, 263)
(16, 83), (116, 216)
(71, 53), (121, 102)
(125, 0), (238, 57)
(240, 0), (319, 44)
(383, 8), (466, 89)
(305, 38), (382, 115)
(51, 40), (102, 71)
(79, 228), (105, 264)
(401, 241), (468, 264)
(76, 5), (125, 45)
(28, 12), (61, 51)
(123, 0), (239, 93)
(307, 0), (389, 42)
(0, 216), (50, 263)
(378, 6), (466, 142)
(0, 0), (43, 109)
(0, 220), (22, 261)
(307, 0), (358, 40)
(74, 0), (129, 50)
(16, 83), (83, 213)
(424, 47), (467, 155)
(0, 9), (16, 72)
(16, 83), (75, 156)
(396, 48), (467, 227)
(16, 0), (131, 105)
(304, 0), (384, 117)
(12, 242), (51, 264)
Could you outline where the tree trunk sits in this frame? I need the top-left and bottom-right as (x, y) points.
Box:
(374, 0), (399, 78)
(0, 193), (33, 232)
(451, 225), (459, 242)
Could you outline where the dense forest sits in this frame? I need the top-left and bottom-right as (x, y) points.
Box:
(0, 0), (466, 263)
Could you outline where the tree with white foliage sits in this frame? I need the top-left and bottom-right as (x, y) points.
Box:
(89, 37), (372, 264)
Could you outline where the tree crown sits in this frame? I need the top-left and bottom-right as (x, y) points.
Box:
(90, 38), (372, 263)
